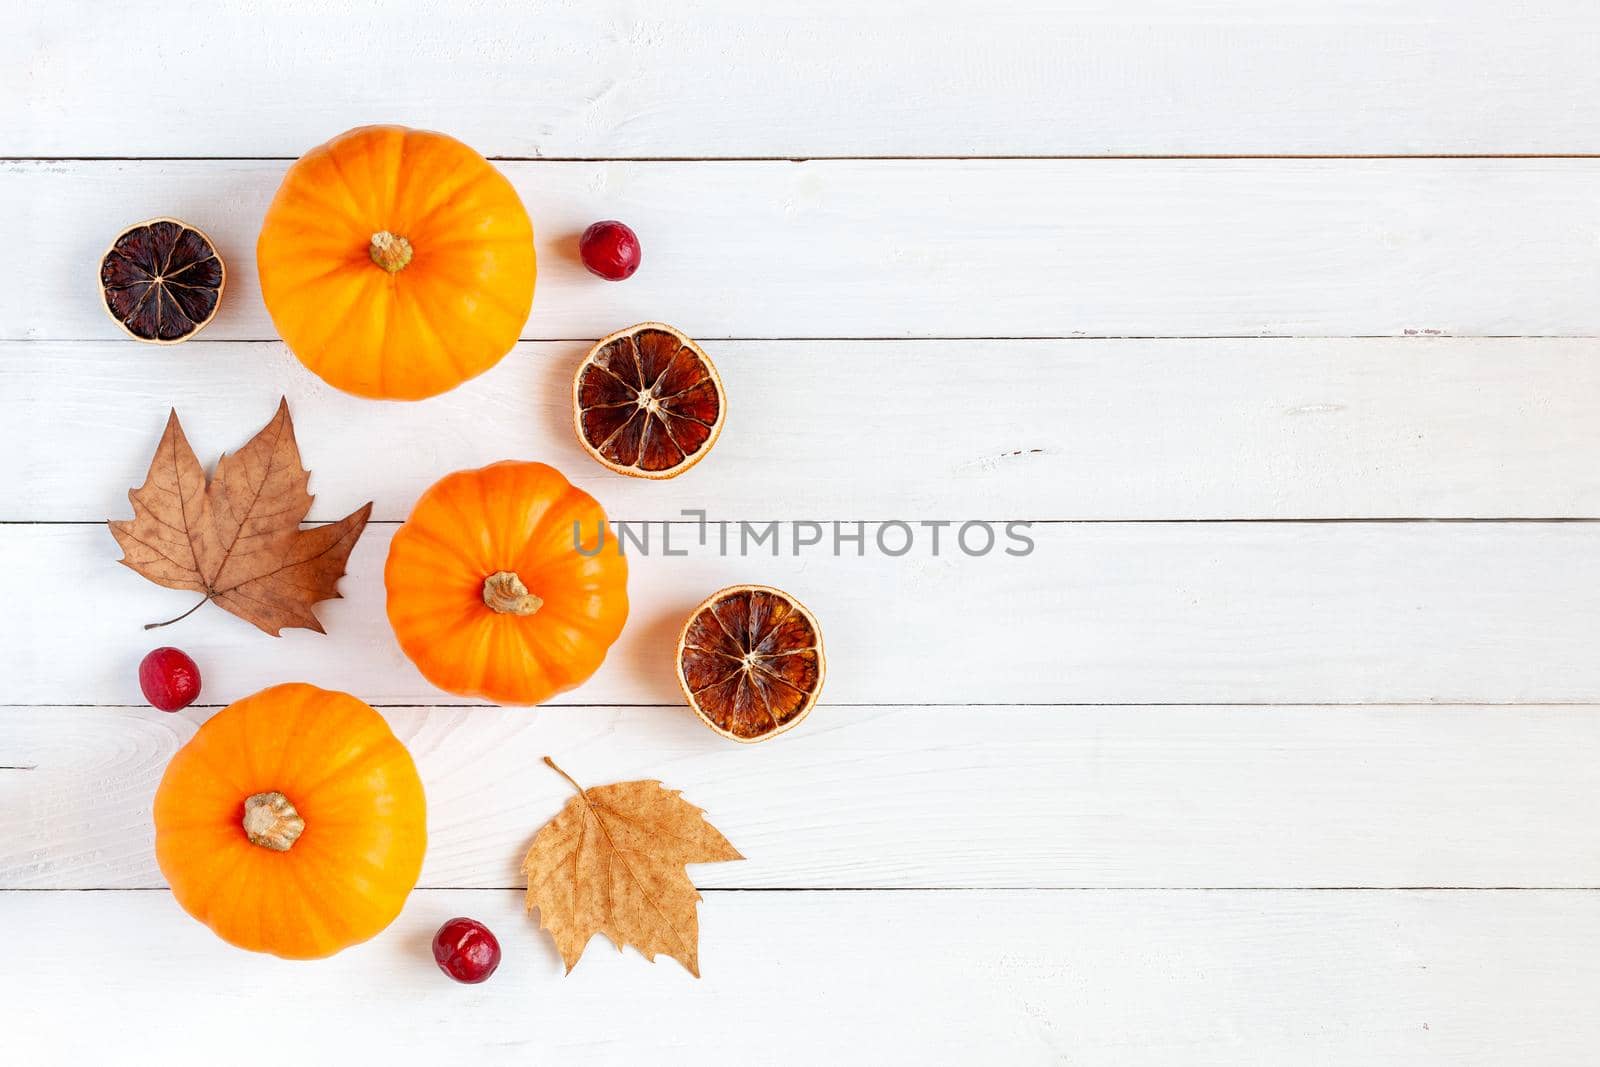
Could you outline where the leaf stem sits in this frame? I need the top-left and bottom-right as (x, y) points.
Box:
(542, 756), (587, 797)
(144, 596), (209, 631)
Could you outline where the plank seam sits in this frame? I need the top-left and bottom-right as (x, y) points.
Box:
(7, 701), (1600, 710)
(5, 886), (1600, 893)
(12, 154), (1600, 163)
(15, 334), (1600, 343)
(7, 519), (1600, 527)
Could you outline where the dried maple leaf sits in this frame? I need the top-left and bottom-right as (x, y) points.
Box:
(108, 398), (372, 636)
(523, 757), (743, 977)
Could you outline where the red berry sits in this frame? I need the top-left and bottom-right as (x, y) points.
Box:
(432, 917), (501, 983)
(579, 220), (641, 281)
(138, 647), (201, 712)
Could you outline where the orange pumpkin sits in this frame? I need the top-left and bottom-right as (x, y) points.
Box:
(153, 683), (427, 959)
(256, 125), (536, 400)
(385, 461), (629, 704)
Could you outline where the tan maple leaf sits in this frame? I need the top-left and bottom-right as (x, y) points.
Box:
(523, 757), (743, 977)
(108, 398), (372, 636)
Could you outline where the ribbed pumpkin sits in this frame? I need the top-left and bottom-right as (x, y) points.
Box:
(256, 125), (535, 400)
(153, 683), (427, 959)
(385, 461), (629, 704)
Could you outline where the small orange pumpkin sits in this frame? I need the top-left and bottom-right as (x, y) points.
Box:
(385, 461), (629, 704)
(256, 125), (536, 400)
(153, 683), (427, 959)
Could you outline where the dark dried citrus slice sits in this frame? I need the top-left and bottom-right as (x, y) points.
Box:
(573, 322), (726, 479)
(676, 585), (825, 743)
(100, 218), (225, 344)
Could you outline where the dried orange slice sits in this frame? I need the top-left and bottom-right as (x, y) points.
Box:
(573, 322), (726, 479)
(676, 585), (825, 743)
(99, 218), (225, 344)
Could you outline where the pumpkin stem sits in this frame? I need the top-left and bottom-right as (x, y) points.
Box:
(369, 231), (413, 273)
(243, 791), (305, 852)
(483, 571), (543, 616)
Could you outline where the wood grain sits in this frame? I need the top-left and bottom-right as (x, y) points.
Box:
(6, 522), (1600, 707)
(12, 159), (1600, 341)
(5, 704), (1599, 890)
(9, 1), (1600, 157)
(7, 338), (1600, 521)
(5, 888), (1598, 1065)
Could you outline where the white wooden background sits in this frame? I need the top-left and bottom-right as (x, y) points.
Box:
(5, 2), (1600, 1063)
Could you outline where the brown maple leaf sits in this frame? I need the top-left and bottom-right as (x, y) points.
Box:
(108, 398), (372, 636)
(523, 757), (743, 977)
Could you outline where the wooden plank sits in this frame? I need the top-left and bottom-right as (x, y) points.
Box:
(5, 522), (1599, 707)
(11, 158), (1600, 341)
(9, 2), (1600, 157)
(8, 338), (1600, 521)
(5, 704), (1600, 890)
(3, 888), (1596, 1064)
